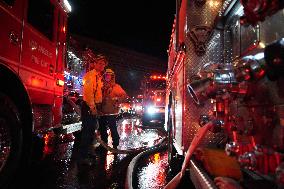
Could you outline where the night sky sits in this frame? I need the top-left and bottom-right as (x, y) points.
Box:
(68, 0), (176, 61)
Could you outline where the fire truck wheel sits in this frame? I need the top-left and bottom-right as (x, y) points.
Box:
(0, 93), (23, 188)
(167, 120), (175, 171)
(167, 132), (182, 179)
(167, 108), (182, 178)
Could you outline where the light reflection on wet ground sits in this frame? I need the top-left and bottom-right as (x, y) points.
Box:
(118, 118), (163, 151)
(135, 151), (168, 189)
(13, 117), (167, 189)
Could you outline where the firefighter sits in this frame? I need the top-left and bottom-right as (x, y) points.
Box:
(78, 52), (107, 165)
(97, 68), (128, 151)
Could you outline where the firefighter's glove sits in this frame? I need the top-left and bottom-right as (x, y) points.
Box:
(90, 107), (97, 115)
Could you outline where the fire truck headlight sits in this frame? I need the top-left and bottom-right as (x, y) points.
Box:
(64, 0), (72, 12)
(147, 106), (158, 114)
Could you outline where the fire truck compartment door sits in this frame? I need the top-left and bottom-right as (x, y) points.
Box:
(20, 0), (57, 105)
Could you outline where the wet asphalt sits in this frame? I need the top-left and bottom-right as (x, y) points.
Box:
(134, 151), (168, 189)
(11, 117), (169, 189)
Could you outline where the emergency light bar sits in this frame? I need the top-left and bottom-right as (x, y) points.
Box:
(150, 75), (166, 80)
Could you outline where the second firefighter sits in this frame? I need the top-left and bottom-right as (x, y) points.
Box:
(98, 68), (128, 150)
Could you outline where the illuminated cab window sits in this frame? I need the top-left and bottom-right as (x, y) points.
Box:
(2, 0), (15, 6)
(27, 0), (54, 40)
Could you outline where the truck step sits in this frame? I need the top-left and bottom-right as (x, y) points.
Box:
(53, 121), (82, 135)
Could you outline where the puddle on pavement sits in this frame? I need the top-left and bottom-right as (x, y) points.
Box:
(135, 151), (169, 189)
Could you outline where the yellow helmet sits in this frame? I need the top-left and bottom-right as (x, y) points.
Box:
(105, 68), (115, 75)
(103, 68), (115, 83)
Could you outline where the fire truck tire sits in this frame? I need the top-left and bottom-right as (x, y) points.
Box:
(167, 127), (183, 179)
(0, 93), (23, 188)
(167, 119), (175, 170)
(167, 95), (183, 178)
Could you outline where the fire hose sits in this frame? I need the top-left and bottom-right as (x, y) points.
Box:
(164, 121), (214, 189)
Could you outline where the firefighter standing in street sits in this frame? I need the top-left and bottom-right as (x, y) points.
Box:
(98, 68), (128, 151)
(78, 52), (107, 165)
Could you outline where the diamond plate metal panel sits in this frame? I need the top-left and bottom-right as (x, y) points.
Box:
(224, 15), (240, 63)
(187, 0), (223, 28)
(182, 0), (225, 150)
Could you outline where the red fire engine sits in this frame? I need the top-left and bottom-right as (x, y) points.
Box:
(166, 0), (284, 188)
(0, 0), (74, 187)
(140, 75), (166, 127)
